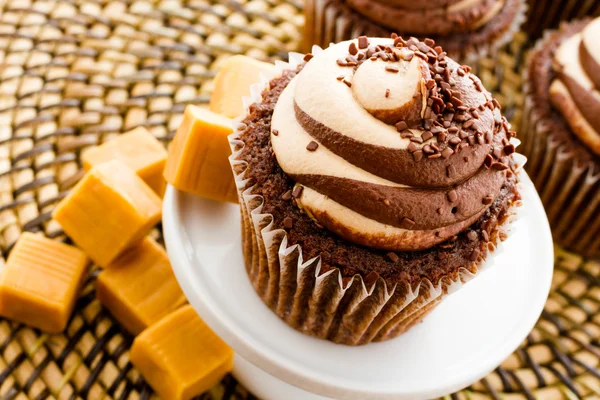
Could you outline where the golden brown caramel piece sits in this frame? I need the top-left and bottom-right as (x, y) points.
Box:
(53, 160), (162, 267)
(131, 305), (233, 400)
(0, 233), (88, 333)
(82, 127), (168, 197)
(164, 105), (238, 203)
(96, 237), (187, 335)
(209, 55), (276, 118)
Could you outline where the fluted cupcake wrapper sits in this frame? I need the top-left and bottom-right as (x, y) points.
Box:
(525, 0), (600, 38)
(520, 32), (600, 259)
(228, 49), (522, 345)
(303, 0), (527, 64)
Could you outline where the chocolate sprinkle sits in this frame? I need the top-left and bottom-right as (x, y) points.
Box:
(407, 142), (418, 153)
(400, 217), (416, 229)
(386, 252), (399, 263)
(303, 53), (314, 62)
(385, 88), (390, 98)
(283, 217), (293, 230)
(491, 162), (509, 170)
(343, 79), (352, 88)
(272, 129), (279, 136)
(504, 143), (515, 155)
(395, 121), (408, 132)
(385, 66), (399, 73)
(349, 42), (358, 56)
(482, 195), (494, 205)
(441, 147), (454, 159)
(306, 141), (319, 151)
(292, 186), (304, 198)
(470, 249), (480, 261)
(281, 190), (292, 201)
(413, 150), (424, 161)
(358, 36), (369, 49)
(447, 190), (458, 203)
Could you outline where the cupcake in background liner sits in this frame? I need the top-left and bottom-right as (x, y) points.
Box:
(520, 17), (600, 259)
(230, 36), (525, 345)
(525, 0), (600, 39)
(303, 0), (527, 64)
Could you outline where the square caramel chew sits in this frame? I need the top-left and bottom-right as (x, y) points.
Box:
(0, 233), (88, 333)
(81, 127), (168, 197)
(131, 305), (233, 400)
(209, 55), (276, 118)
(97, 236), (187, 335)
(164, 105), (238, 203)
(53, 160), (162, 267)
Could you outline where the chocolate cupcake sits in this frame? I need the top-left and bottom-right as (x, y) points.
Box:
(303, 0), (527, 62)
(520, 17), (600, 259)
(230, 36), (522, 345)
(526, 0), (600, 38)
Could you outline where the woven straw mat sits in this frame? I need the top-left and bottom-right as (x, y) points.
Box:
(0, 1), (597, 399)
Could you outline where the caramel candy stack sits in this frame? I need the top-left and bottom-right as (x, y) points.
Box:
(0, 53), (269, 396)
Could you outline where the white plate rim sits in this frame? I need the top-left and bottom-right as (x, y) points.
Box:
(163, 173), (554, 399)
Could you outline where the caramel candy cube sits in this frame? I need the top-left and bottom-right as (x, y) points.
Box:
(96, 237), (187, 335)
(209, 55), (276, 118)
(164, 105), (238, 203)
(82, 127), (168, 197)
(0, 233), (88, 333)
(131, 305), (234, 400)
(53, 160), (162, 267)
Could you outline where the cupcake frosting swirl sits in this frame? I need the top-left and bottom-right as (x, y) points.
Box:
(550, 17), (600, 155)
(271, 37), (515, 251)
(344, 0), (505, 36)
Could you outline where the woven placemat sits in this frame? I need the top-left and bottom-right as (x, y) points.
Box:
(0, 1), (597, 399)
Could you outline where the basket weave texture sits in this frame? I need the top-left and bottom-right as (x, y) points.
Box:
(0, 1), (597, 399)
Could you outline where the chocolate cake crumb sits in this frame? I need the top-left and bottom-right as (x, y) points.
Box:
(283, 217), (293, 229)
(387, 252), (399, 263)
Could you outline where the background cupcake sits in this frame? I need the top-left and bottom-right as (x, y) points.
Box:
(303, 0), (527, 62)
(230, 36), (522, 345)
(520, 17), (600, 259)
(525, 0), (600, 38)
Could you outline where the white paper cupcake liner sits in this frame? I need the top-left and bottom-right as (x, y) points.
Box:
(228, 49), (524, 345)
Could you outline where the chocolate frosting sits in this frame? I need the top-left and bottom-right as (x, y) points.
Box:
(551, 17), (600, 155)
(345, 0), (505, 35)
(270, 37), (515, 251)
(291, 169), (505, 230)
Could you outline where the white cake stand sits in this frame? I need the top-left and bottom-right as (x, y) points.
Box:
(162, 173), (553, 400)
